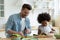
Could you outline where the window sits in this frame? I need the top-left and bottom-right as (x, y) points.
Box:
(0, 0), (4, 17)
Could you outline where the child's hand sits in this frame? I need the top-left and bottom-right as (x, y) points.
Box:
(50, 31), (54, 33)
(47, 33), (54, 37)
(41, 33), (47, 35)
(52, 28), (55, 31)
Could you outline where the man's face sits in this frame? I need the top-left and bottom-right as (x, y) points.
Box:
(21, 8), (30, 18)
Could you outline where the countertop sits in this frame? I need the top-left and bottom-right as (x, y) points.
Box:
(56, 39), (60, 40)
(0, 38), (60, 40)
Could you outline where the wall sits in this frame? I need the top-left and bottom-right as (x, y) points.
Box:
(55, 15), (60, 27)
(0, 0), (40, 28)
(4, 0), (23, 20)
(0, 0), (23, 28)
(0, 0), (60, 28)
(4, 0), (39, 26)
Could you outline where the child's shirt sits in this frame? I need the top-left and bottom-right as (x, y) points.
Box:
(38, 25), (52, 34)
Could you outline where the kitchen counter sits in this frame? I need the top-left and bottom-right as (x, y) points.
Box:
(0, 38), (60, 40)
(0, 29), (5, 32)
(0, 38), (11, 40)
(56, 39), (60, 40)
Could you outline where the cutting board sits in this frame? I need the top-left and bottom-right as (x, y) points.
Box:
(0, 38), (11, 40)
(38, 38), (56, 40)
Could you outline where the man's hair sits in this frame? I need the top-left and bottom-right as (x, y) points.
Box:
(37, 12), (51, 23)
(22, 4), (32, 10)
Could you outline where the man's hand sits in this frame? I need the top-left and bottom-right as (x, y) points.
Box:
(18, 32), (24, 36)
(7, 30), (24, 36)
(25, 29), (30, 34)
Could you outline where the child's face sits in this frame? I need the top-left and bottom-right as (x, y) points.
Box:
(41, 20), (48, 26)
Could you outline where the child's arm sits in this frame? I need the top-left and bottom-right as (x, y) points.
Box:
(51, 28), (55, 31)
(49, 25), (55, 33)
(50, 28), (55, 33)
(38, 28), (41, 35)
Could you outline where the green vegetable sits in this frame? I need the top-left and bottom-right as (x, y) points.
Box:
(12, 34), (21, 37)
(54, 34), (60, 39)
(33, 34), (38, 36)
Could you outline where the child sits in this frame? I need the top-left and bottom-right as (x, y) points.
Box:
(37, 13), (55, 35)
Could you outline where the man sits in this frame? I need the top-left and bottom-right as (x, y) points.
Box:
(5, 4), (32, 38)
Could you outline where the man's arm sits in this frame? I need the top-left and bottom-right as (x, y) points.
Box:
(25, 18), (31, 34)
(7, 30), (24, 36)
(5, 15), (24, 36)
(5, 16), (18, 34)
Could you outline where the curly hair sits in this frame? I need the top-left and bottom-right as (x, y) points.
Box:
(37, 13), (51, 23)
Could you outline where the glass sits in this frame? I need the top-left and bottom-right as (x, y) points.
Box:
(0, 11), (1, 16)
(0, 0), (4, 4)
(1, 11), (4, 17)
(0, 11), (4, 17)
(0, 5), (4, 10)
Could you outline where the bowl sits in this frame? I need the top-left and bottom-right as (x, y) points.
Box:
(54, 34), (60, 39)
(11, 37), (21, 40)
